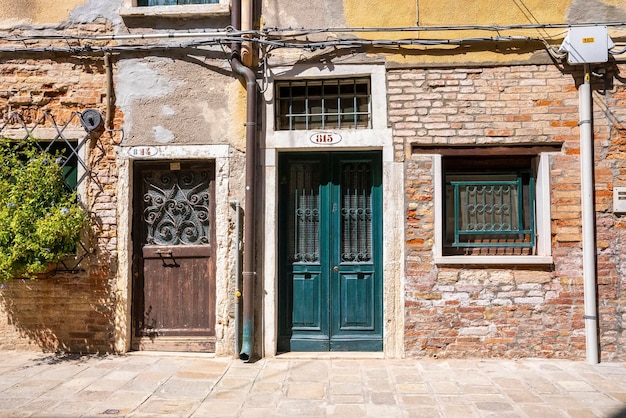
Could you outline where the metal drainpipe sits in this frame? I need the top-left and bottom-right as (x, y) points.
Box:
(230, 200), (242, 357)
(579, 64), (599, 364)
(231, 0), (257, 362)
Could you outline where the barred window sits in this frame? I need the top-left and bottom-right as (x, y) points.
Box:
(443, 156), (536, 256)
(275, 78), (372, 130)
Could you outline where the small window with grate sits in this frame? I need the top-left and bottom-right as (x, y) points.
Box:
(275, 78), (372, 131)
(443, 156), (536, 256)
(137, 0), (218, 5)
(35, 140), (81, 191)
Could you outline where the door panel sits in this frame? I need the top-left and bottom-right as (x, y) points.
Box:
(141, 245), (214, 336)
(292, 272), (323, 331)
(278, 152), (382, 352)
(132, 162), (216, 352)
(338, 272), (375, 331)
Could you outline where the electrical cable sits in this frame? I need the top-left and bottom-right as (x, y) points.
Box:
(0, 23), (622, 60)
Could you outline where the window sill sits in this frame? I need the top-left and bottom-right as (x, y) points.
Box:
(120, 4), (230, 18)
(434, 255), (553, 265)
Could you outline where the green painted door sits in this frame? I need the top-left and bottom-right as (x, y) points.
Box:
(278, 152), (383, 352)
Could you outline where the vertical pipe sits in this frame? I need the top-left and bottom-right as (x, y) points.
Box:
(579, 64), (599, 364)
(231, 0), (257, 362)
(240, 0), (254, 67)
(104, 52), (114, 131)
(230, 200), (242, 357)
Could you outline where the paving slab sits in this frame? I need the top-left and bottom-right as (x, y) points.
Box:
(0, 351), (624, 417)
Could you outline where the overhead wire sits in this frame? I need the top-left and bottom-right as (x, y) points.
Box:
(0, 23), (623, 58)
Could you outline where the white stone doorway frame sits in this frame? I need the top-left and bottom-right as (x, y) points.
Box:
(261, 64), (405, 358)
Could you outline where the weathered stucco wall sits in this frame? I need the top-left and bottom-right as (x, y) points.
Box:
(117, 58), (245, 148)
(0, 0), (86, 25)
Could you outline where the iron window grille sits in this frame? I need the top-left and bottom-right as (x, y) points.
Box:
(275, 78), (372, 131)
(137, 0), (218, 5)
(443, 156), (536, 256)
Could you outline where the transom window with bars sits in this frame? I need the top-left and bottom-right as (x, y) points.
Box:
(443, 156), (536, 256)
(275, 78), (372, 131)
(137, 0), (217, 5)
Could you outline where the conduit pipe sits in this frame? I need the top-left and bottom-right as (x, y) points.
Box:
(230, 200), (242, 357)
(231, 0), (257, 362)
(579, 64), (599, 364)
(104, 52), (114, 130)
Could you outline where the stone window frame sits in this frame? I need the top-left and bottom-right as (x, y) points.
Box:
(120, 0), (230, 17)
(274, 77), (372, 131)
(265, 64), (391, 149)
(414, 144), (558, 265)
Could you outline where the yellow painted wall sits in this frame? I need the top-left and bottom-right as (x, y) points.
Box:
(0, 0), (85, 25)
(341, 0), (626, 65)
(418, 0), (567, 26)
(344, 0), (417, 28)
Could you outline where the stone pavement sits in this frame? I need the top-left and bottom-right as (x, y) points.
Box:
(0, 351), (625, 418)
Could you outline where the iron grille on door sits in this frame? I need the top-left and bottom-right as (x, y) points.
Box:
(341, 162), (373, 263)
(287, 161), (320, 263)
(141, 170), (212, 246)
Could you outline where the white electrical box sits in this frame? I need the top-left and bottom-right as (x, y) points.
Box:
(614, 187), (626, 214)
(559, 26), (614, 65)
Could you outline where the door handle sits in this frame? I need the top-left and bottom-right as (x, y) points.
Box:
(333, 266), (339, 272)
(155, 249), (179, 268)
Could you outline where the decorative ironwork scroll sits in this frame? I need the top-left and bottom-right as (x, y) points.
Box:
(341, 162), (373, 263)
(450, 177), (534, 248)
(288, 162), (320, 263)
(142, 170), (211, 245)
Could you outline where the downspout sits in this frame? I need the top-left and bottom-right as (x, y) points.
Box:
(104, 52), (114, 130)
(231, 0), (257, 362)
(230, 200), (242, 357)
(579, 64), (599, 364)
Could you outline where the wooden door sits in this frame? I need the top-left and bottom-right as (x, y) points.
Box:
(132, 161), (216, 352)
(278, 152), (383, 352)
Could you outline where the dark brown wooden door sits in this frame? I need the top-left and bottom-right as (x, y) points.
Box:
(132, 161), (216, 352)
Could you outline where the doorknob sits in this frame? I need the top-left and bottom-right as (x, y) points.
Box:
(333, 266), (339, 272)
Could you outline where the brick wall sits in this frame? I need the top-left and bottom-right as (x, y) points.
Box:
(0, 29), (120, 353)
(393, 64), (626, 361)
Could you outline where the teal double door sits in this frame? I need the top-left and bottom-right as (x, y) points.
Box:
(278, 151), (383, 352)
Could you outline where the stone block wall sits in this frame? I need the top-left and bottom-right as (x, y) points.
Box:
(0, 29), (120, 353)
(392, 64), (626, 361)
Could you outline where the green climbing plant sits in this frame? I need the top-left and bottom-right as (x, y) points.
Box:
(0, 139), (87, 281)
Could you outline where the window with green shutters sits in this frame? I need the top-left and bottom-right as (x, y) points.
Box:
(443, 156), (536, 256)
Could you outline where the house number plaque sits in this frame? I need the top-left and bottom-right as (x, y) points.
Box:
(128, 146), (158, 158)
(310, 132), (342, 145)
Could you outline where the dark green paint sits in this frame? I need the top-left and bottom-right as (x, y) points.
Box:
(278, 152), (383, 352)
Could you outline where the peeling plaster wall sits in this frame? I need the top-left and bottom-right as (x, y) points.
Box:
(263, 0), (346, 29)
(70, 0), (123, 25)
(117, 58), (244, 147)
